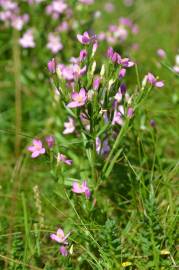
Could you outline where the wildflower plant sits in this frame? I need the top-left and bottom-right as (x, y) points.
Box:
(25, 31), (163, 265)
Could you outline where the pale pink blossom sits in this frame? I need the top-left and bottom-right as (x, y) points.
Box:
(63, 117), (75, 134)
(157, 48), (166, 59)
(11, 14), (29, 30)
(104, 2), (114, 13)
(58, 64), (86, 81)
(46, 0), (67, 19)
(19, 29), (35, 48)
(93, 76), (100, 90)
(60, 245), (68, 256)
(146, 72), (164, 88)
(72, 181), (91, 198)
(112, 110), (123, 126)
(50, 228), (70, 245)
(79, 0), (94, 5)
(47, 33), (63, 54)
(48, 58), (56, 73)
(67, 88), (87, 108)
(28, 139), (45, 158)
(127, 107), (134, 118)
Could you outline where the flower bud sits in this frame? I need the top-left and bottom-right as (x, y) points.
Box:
(47, 58), (56, 73)
(90, 61), (96, 75)
(93, 76), (100, 90)
(100, 64), (105, 77)
(127, 107), (134, 118)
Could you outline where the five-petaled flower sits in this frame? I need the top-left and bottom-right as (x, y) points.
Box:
(72, 181), (91, 198)
(50, 228), (70, 245)
(19, 29), (35, 48)
(67, 88), (87, 108)
(28, 139), (45, 158)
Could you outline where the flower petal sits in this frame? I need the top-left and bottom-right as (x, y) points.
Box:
(31, 151), (40, 158)
(155, 81), (164, 88)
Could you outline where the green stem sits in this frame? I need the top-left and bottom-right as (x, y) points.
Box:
(13, 29), (21, 157)
(102, 120), (129, 176)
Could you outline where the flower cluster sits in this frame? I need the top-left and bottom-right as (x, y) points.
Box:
(27, 27), (164, 258)
(0, 0), (29, 30)
(98, 17), (139, 46)
(0, 0), (96, 53)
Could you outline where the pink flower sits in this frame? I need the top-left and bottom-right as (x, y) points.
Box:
(0, 0), (18, 10)
(59, 245), (68, 256)
(92, 41), (98, 55)
(48, 58), (56, 73)
(67, 88), (87, 108)
(123, 0), (134, 6)
(173, 66), (179, 73)
(27, 139), (45, 158)
(73, 64), (87, 79)
(51, 228), (70, 256)
(127, 107), (134, 118)
(79, 0), (94, 5)
(157, 49), (166, 59)
(19, 29), (35, 48)
(77, 32), (91, 44)
(47, 33), (63, 54)
(79, 49), (88, 61)
(104, 2), (114, 13)
(120, 58), (135, 67)
(57, 153), (72, 165)
(11, 14), (29, 30)
(27, 0), (43, 4)
(50, 228), (70, 245)
(112, 110), (123, 126)
(45, 135), (55, 148)
(120, 17), (133, 27)
(114, 91), (122, 103)
(57, 21), (69, 32)
(107, 47), (114, 58)
(93, 76), (100, 90)
(72, 181), (91, 198)
(46, 0), (67, 19)
(63, 117), (75, 134)
(58, 64), (74, 81)
(58, 64), (86, 81)
(119, 68), (126, 79)
(107, 47), (134, 67)
(51, 0), (67, 13)
(146, 72), (164, 88)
